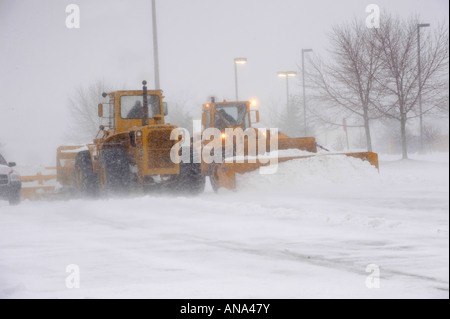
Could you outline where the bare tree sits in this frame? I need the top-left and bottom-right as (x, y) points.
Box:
(436, 80), (449, 116)
(260, 96), (310, 137)
(279, 95), (305, 137)
(374, 15), (449, 159)
(261, 98), (286, 130)
(331, 133), (347, 152)
(423, 124), (442, 152)
(66, 80), (111, 143)
(305, 20), (385, 152)
(375, 118), (415, 154)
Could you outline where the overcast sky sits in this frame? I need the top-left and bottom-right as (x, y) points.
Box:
(0, 0), (448, 164)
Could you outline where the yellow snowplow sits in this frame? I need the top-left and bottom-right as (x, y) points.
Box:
(200, 99), (378, 191)
(56, 81), (205, 197)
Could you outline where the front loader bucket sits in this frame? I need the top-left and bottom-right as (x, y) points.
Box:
(212, 151), (378, 191)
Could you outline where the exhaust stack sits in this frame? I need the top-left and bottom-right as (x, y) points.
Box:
(142, 80), (149, 126)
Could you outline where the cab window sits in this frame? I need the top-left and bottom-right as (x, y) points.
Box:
(120, 95), (161, 119)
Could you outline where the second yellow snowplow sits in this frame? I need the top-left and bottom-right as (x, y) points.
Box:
(200, 99), (378, 191)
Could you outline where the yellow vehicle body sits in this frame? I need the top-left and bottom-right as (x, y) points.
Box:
(57, 82), (204, 196)
(200, 100), (378, 191)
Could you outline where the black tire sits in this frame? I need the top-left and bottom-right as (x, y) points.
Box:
(174, 147), (205, 195)
(209, 162), (222, 193)
(8, 190), (21, 205)
(74, 151), (98, 197)
(98, 149), (131, 196)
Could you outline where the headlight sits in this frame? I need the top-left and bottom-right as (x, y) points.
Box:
(9, 173), (21, 182)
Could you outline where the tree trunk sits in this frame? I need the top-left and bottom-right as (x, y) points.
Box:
(400, 114), (408, 159)
(363, 110), (373, 152)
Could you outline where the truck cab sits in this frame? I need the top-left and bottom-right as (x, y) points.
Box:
(98, 89), (168, 134)
(201, 100), (260, 133)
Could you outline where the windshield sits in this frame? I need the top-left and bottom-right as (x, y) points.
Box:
(214, 104), (249, 131)
(121, 95), (161, 119)
(0, 154), (7, 165)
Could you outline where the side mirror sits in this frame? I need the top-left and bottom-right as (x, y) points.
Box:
(251, 110), (260, 124)
(163, 102), (168, 116)
(8, 162), (16, 167)
(98, 103), (103, 117)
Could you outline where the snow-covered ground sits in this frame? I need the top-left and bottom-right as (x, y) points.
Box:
(0, 152), (448, 299)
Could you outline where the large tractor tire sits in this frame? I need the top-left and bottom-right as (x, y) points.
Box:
(98, 149), (131, 196)
(209, 146), (228, 193)
(174, 147), (205, 195)
(74, 151), (98, 197)
(209, 162), (222, 193)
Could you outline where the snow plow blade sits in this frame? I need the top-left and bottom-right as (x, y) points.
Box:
(16, 146), (85, 201)
(275, 135), (317, 153)
(20, 167), (57, 200)
(212, 151), (379, 190)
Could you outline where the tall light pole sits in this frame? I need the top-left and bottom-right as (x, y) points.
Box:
(151, 0), (160, 89)
(302, 48), (313, 136)
(417, 23), (430, 152)
(234, 58), (247, 101)
(277, 71), (297, 114)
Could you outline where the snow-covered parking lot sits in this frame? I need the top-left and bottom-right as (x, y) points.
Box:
(0, 153), (448, 299)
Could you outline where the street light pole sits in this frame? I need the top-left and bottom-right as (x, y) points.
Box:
(234, 58), (247, 101)
(277, 71), (297, 116)
(302, 49), (313, 136)
(285, 75), (290, 113)
(417, 23), (430, 153)
(234, 61), (239, 101)
(151, 0), (160, 90)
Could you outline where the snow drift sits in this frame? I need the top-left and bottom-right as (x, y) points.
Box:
(234, 155), (380, 194)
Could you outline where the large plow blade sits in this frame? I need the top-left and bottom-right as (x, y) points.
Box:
(230, 134), (317, 156)
(276, 134), (317, 153)
(20, 167), (57, 200)
(211, 151), (379, 191)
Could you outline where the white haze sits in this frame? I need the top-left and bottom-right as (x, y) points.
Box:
(0, 0), (448, 165)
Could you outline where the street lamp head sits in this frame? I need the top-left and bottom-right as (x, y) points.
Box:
(418, 23), (431, 28)
(234, 58), (248, 64)
(278, 71), (297, 77)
